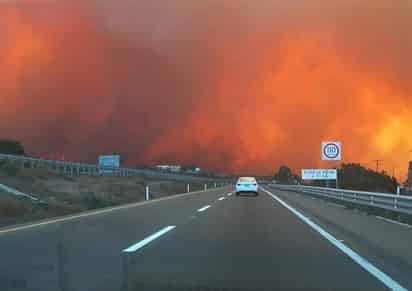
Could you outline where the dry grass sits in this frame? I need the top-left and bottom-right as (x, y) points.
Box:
(0, 191), (29, 217)
(0, 166), (213, 228)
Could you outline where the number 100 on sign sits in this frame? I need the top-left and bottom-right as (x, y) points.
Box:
(321, 142), (341, 161)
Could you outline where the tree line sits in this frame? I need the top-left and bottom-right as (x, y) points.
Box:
(274, 163), (399, 193)
(0, 139), (25, 156)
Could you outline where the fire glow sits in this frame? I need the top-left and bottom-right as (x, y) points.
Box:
(1, 1), (411, 179)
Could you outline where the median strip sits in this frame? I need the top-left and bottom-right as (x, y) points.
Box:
(197, 205), (211, 212)
(122, 225), (176, 253)
(262, 187), (407, 291)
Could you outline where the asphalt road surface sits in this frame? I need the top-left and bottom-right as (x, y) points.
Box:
(0, 186), (409, 291)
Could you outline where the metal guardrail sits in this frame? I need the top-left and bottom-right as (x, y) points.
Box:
(0, 182), (39, 201)
(270, 184), (412, 215)
(0, 153), (227, 182)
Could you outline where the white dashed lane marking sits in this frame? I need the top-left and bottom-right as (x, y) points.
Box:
(197, 205), (211, 212)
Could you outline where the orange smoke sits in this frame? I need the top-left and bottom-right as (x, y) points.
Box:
(1, 1), (412, 180)
(147, 31), (412, 178)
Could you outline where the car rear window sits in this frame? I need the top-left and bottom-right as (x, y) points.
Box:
(239, 177), (255, 182)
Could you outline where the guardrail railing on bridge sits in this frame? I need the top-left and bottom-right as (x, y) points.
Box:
(269, 184), (412, 215)
(0, 153), (228, 183)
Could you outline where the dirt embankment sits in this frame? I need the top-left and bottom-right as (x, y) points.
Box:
(0, 162), (211, 227)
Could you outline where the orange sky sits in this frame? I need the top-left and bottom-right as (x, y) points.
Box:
(1, 1), (412, 179)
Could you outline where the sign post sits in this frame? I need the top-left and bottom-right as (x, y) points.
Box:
(321, 141), (342, 188)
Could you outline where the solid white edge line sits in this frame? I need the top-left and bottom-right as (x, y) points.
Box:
(262, 188), (407, 291)
(122, 225), (176, 253)
(197, 205), (211, 212)
(376, 216), (412, 228)
(0, 186), (227, 235)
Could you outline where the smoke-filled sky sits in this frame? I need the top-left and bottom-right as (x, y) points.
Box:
(1, 0), (412, 178)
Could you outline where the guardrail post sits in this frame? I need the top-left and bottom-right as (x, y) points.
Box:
(214, 182), (217, 188)
(187, 184), (190, 193)
(204, 184), (207, 191)
(394, 197), (398, 209)
(145, 186), (150, 201)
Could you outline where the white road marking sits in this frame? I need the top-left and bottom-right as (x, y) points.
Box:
(376, 216), (412, 228)
(0, 188), (214, 235)
(122, 226), (176, 253)
(227, 192), (233, 196)
(197, 205), (211, 212)
(262, 188), (407, 291)
(218, 197), (225, 201)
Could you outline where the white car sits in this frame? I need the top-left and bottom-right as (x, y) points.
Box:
(235, 177), (258, 196)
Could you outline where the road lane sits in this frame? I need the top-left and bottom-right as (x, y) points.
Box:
(1, 184), (407, 291)
(125, 189), (387, 291)
(262, 187), (406, 291)
(0, 186), (232, 291)
(267, 185), (412, 290)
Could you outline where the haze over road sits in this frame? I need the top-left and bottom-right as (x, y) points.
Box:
(0, 186), (410, 291)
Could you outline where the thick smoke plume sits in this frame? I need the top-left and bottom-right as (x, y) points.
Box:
(1, 0), (412, 178)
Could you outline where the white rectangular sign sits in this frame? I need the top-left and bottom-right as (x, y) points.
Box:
(301, 169), (337, 180)
(321, 141), (341, 161)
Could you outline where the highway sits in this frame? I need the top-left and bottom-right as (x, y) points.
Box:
(0, 186), (410, 291)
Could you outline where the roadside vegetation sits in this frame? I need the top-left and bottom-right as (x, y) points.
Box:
(273, 163), (410, 224)
(274, 163), (400, 194)
(0, 139), (25, 155)
(310, 163), (399, 194)
(274, 165), (301, 184)
(0, 165), (216, 228)
(0, 139), (222, 228)
(0, 160), (20, 176)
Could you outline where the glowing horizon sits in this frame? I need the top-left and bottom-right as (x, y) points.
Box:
(1, 0), (411, 180)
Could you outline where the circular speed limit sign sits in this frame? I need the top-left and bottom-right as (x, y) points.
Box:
(321, 142), (341, 160)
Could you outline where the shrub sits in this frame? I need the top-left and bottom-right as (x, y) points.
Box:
(0, 160), (20, 176)
(0, 195), (28, 217)
(0, 139), (25, 155)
